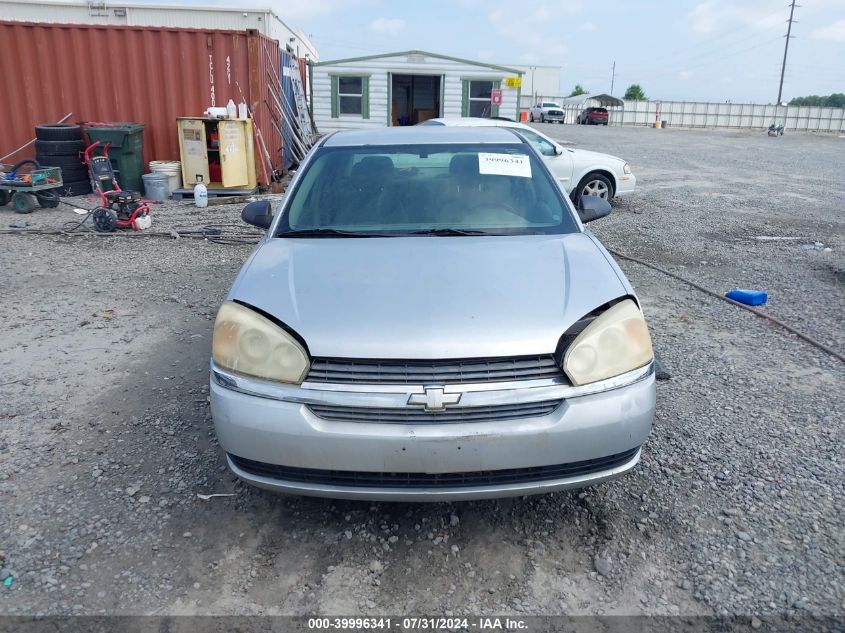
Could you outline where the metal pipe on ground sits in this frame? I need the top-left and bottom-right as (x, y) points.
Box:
(607, 248), (845, 364)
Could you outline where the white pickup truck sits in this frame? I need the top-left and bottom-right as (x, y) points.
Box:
(528, 101), (565, 123)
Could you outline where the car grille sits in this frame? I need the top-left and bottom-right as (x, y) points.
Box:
(305, 355), (566, 385)
(547, 110), (563, 116)
(229, 447), (640, 489)
(307, 399), (563, 424)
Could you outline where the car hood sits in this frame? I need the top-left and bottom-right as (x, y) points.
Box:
(567, 148), (626, 167)
(229, 233), (627, 359)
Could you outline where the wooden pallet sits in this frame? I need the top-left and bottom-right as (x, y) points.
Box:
(170, 186), (259, 201)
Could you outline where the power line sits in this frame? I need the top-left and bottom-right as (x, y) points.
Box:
(777, 0), (799, 104)
(615, 7), (787, 73)
(612, 35), (783, 83)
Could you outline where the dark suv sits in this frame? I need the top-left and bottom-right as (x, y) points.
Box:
(577, 107), (609, 125)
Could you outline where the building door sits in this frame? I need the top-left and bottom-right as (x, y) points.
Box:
(390, 74), (442, 125)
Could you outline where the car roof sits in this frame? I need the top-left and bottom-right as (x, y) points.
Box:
(322, 125), (523, 147)
(423, 117), (533, 131)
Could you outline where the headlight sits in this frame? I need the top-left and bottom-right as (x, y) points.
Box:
(563, 299), (652, 386)
(623, 163), (632, 174)
(212, 301), (310, 384)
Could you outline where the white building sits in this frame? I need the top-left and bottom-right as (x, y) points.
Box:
(310, 50), (524, 133)
(506, 64), (562, 99)
(0, 0), (318, 59)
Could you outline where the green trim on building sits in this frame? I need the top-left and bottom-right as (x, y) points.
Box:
(330, 75), (339, 118)
(461, 80), (469, 117)
(329, 73), (369, 119)
(491, 79), (502, 118)
(315, 50), (524, 76)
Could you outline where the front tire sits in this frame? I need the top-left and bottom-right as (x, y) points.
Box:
(529, 112), (534, 122)
(572, 173), (614, 204)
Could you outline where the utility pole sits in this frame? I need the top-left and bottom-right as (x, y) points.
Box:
(777, 0), (798, 105)
(610, 61), (616, 96)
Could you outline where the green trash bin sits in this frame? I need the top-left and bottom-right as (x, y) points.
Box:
(85, 123), (145, 193)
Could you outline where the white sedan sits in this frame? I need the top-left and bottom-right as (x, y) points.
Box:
(421, 118), (636, 202)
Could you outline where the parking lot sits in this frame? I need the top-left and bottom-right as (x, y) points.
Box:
(0, 125), (843, 621)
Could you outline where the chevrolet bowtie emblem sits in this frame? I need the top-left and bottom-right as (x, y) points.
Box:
(407, 387), (461, 411)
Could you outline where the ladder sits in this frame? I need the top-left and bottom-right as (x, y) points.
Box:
(283, 55), (315, 147)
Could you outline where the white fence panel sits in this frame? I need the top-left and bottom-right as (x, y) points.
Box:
(529, 96), (845, 131)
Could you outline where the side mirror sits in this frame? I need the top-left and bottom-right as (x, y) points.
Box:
(241, 200), (273, 229)
(577, 195), (612, 223)
(554, 145), (563, 156)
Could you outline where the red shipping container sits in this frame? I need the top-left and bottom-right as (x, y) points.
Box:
(0, 21), (284, 185)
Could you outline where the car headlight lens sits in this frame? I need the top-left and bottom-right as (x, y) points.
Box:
(563, 299), (653, 386)
(623, 163), (632, 174)
(212, 301), (310, 384)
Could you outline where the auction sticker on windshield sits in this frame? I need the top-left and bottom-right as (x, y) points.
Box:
(478, 153), (532, 178)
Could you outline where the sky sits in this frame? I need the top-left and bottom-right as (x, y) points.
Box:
(259, 0), (845, 103)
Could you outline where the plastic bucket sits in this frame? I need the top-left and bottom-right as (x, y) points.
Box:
(142, 172), (170, 202)
(149, 160), (182, 193)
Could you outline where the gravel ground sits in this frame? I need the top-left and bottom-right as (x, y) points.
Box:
(0, 126), (842, 626)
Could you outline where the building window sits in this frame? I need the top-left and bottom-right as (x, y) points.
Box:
(331, 75), (370, 119)
(339, 76), (363, 114)
(462, 80), (500, 118)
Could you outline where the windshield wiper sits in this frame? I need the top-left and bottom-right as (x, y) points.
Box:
(404, 228), (491, 236)
(278, 228), (396, 238)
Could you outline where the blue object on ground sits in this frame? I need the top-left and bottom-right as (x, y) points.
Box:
(3, 576), (12, 587)
(725, 288), (768, 306)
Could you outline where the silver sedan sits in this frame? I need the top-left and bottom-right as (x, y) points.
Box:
(210, 126), (655, 501)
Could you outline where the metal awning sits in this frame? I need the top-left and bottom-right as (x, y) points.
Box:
(559, 93), (624, 107)
(586, 94), (624, 107)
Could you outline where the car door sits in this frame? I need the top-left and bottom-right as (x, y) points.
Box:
(511, 127), (575, 190)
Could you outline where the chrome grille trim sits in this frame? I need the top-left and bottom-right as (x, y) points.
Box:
(305, 355), (566, 385)
(307, 400), (563, 424)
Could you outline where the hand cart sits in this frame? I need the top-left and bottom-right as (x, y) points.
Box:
(0, 159), (64, 213)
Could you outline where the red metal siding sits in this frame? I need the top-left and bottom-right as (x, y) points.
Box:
(0, 21), (282, 184)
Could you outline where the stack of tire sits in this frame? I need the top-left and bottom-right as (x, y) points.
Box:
(34, 123), (92, 196)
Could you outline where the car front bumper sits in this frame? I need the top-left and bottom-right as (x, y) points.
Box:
(615, 173), (636, 197)
(210, 362), (655, 501)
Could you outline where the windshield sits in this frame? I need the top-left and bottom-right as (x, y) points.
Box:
(542, 102), (561, 108)
(276, 143), (577, 237)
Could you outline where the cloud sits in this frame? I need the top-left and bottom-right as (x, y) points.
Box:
(579, 22), (597, 32)
(369, 17), (406, 37)
(679, 70), (693, 80)
(486, 2), (578, 62)
(688, 1), (785, 34)
(269, 0), (366, 19)
(812, 19), (845, 42)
